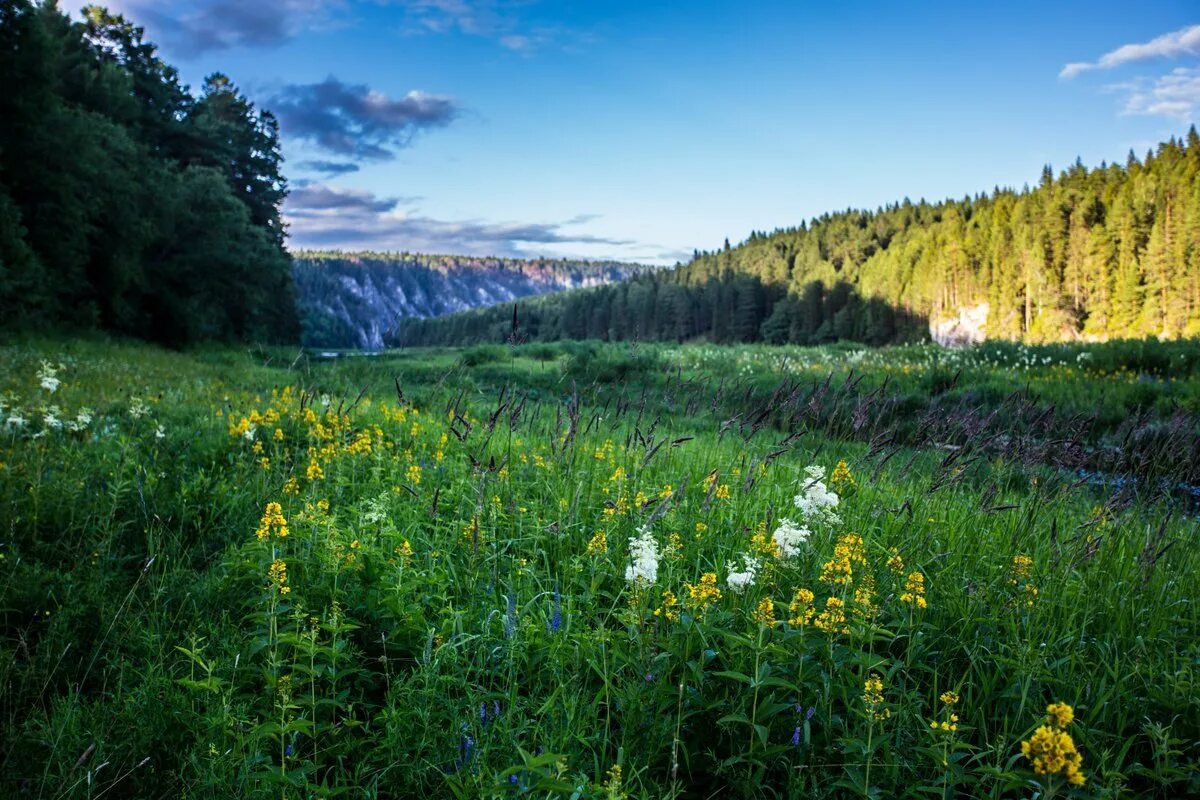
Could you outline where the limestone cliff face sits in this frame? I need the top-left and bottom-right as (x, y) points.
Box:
(293, 253), (649, 349)
(930, 303), (989, 347)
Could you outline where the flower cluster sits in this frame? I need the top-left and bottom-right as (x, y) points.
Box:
(788, 587), (815, 626)
(930, 691), (960, 733)
(268, 559), (290, 595)
(37, 360), (62, 394)
(900, 571), (927, 609)
(751, 596), (776, 625)
(819, 533), (866, 585)
(1020, 702), (1086, 787)
(726, 554), (760, 593)
(771, 518), (811, 558)
(654, 590), (680, 622)
(813, 596), (848, 634)
(862, 673), (890, 721)
(794, 465), (841, 526)
(684, 573), (721, 614)
(255, 502), (289, 541)
(624, 525), (659, 585)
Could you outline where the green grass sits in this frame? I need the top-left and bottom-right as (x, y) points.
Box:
(0, 337), (1197, 798)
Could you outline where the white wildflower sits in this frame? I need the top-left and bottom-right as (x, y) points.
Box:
(794, 464), (841, 526)
(155, 425), (166, 440)
(43, 406), (63, 431)
(5, 412), (27, 429)
(624, 525), (659, 585)
(361, 493), (390, 525)
(243, 423), (257, 442)
(129, 396), (149, 419)
(772, 517), (811, 558)
(37, 361), (61, 394)
(726, 554), (760, 594)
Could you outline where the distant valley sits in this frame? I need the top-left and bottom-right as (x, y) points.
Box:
(293, 252), (651, 349)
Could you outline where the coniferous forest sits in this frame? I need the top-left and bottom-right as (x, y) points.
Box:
(0, 1), (298, 345)
(397, 137), (1200, 347)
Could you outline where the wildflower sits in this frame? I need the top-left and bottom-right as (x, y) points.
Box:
(886, 547), (904, 574)
(37, 362), (62, 394)
(694, 521), (708, 534)
(726, 554), (760, 593)
(684, 572), (721, 614)
(268, 559), (290, 594)
(306, 458), (324, 481)
(819, 533), (866, 585)
(654, 590), (680, 623)
(930, 692), (960, 732)
(714, 483), (731, 500)
(282, 476), (299, 495)
(42, 406), (62, 431)
(900, 571), (927, 609)
(255, 501), (289, 541)
(793, 465), (841, 525)
(1010, 554), (1033, 584)
(790, 726), (801, 746)
(659, 484), (673, 499)
(751, 596), (776, 626)
(550, 590), (564, 632)
(154, 424), (166, 440)
(1047, 702), (1074, 728)
(587, 529), (608, 556)
(395, 540), (414, 560)
(624, 525), (659, 585)
(5, 412), (27, 429)
(772, 518), (811, 558)
(274, 427), (284, 441)
(829, 460), (856, 493)
(863, 673), (890, 721)
(852, 574), (877, 619)
(814, 596), (848, 634)
(67, 408), (93, 432)
(1021, 703), (1086, 787)
(406, 464), (421, 485)
(129, 396), (149, 419)
(603, 763), (624, 799)
(788, 587), (815, 626)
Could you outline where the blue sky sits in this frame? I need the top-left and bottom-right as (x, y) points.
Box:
(102, 0), (1200, 263)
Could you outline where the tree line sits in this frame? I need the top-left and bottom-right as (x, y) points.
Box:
(397, 132), (1200, 347)
(0, 1), (298, 344)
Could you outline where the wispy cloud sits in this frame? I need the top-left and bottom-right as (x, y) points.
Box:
(1061, 24), (1200, 79)
(270, 77), (458, 160)
(296, 160), (362, 177)
(285, 183), (632, 257)
(101, 0), (336, 56)
(1114, 67), (1200, 120)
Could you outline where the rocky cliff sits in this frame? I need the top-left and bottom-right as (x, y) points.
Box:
(293, 252), (650, 349)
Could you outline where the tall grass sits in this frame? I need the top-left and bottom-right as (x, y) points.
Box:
(0, 337), (1196, 798)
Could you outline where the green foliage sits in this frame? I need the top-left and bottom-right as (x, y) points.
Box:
(0, 1), (297, 345)
(1, 337), (1198, 798)
(399, 133), (1200, 348)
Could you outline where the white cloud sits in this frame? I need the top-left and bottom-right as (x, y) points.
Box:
(1116, 66), (1200, 120)
(1061, 24), (1200, 78)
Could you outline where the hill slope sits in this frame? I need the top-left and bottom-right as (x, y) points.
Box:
(293, 252), (650, 349)
(397, 132), (1200, 347)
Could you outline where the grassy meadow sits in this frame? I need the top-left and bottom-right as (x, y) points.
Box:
(0, 337), (1197, 799)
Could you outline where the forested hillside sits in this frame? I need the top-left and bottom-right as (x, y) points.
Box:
(0, 2), (297, 344)
(397, 133), (1200, 347)
(295, 252), (648, 349)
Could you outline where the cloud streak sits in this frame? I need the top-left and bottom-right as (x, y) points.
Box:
(270, 77), (458, 160)
(1115, 67), (1200, 119)
(1061, 24), (1200, 79)
(102, 0), (334, 56)
(285, 183), (631, 257)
